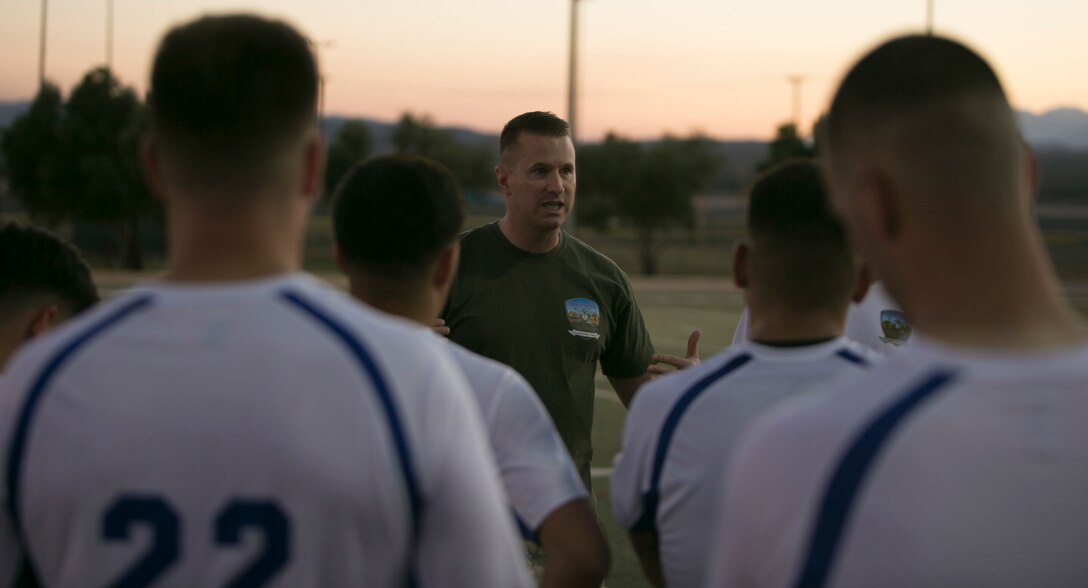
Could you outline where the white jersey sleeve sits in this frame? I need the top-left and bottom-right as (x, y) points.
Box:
(410, 353), (534, 586)
(487, 369), (587, 532)
(610, 382), (671, 530)
(446, 343), (586, 534)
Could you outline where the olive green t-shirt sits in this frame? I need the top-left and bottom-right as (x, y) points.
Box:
(444, 222), (655, 488)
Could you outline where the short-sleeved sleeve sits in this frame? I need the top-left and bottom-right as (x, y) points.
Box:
(599, 276), (654, 378)
(610, 386), (666, 529)
(413, 351), (534, 587)
(488, 370), (587, 531)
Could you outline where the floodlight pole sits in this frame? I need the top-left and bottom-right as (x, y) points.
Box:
(567, 0), (580, 144)
(106, 0), (114, 71)
(38, 0), (48, 86)
(787, 75), (805, 131)
(926, 0), (934, 34)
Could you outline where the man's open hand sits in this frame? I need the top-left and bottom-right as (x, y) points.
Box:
(647, 330), (701, 376)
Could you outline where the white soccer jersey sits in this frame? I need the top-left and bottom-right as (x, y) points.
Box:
(611, 338), (875, 588)
(732, 282), (912, 353)
(444, 340), (587, 536)
(709, 335), (1088, 588)
(0, 273), (531, 588)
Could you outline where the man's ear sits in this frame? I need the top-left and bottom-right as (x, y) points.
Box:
(25, 305), (60, 340)
(851, 263), (873, 304)
(495, 164), (511, 196)
(301, 134), (325, 203)
(731, 241), (749, 290)
(1025, 143), (1040, 210)
(332, 243), (346, 274)
(858, 167), (902, 244)
(140, 138), (167, 201)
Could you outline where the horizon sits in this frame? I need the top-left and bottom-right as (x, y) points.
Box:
(2, 1), (1087, 142)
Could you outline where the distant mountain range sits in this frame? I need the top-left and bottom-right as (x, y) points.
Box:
(3, 101), (1087, 150)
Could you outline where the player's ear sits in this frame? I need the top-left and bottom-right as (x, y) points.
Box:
(1024, 142), (1040, 212)
(858, 167), (902, 244)
(851, 263), (873, 304)
(332, 243), (346, 274)
(140, 138), (167, 201)
(24, 304), (60, 340)
(300, 133), (325, 204)
(731, 241), (749, 290)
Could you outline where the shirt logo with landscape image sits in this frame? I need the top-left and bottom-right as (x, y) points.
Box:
(566, 298), (601, 340)
(880, 309), (913, 345)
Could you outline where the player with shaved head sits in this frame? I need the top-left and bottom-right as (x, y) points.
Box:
(0, 14), (529, 587)
(611, 160), (874, 588)
(708, 34), (1088, 587)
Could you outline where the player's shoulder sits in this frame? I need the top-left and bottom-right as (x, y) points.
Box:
(445, 341), (529, 394)
(736, 347), (944, 471)
(630, 348), (755, 427)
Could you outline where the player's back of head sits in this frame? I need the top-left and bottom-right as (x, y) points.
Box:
(825, 35), (1023, 222)
(499, 111), (570, 156)
(0, 222), (98, 322)
(745, 159), (857, 314)
(332, 155), (464, 281)
(148, 14), (318, 195)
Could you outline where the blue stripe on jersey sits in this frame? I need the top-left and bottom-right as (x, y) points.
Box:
(279, 291), (424, 572)
(4, 295), (154, 568)
(513, 509), (540, 544)
(835, 348), (869, 366)
(792, 369), (957, 588)
(630, 353), (753, 532)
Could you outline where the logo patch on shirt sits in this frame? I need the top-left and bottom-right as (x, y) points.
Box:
(880, 309), (913, 345)
(565, 298), (601, 340)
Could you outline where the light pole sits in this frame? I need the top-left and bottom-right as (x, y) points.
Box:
(567, 0), (580, 143)
(38, 0), (48, 86)
(926, 0), (934, 34)
(787, 75), (805, 132)
(106, 0), (114, 71)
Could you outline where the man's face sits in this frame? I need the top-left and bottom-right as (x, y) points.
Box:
(496, 133), (576, 234)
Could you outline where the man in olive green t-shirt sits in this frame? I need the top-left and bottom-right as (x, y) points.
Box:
(444, 112), (658, 490)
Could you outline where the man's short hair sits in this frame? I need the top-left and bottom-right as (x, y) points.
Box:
(825, 35), (1020, 207)
(499, 111), (571, 155)
(332, 155), (464, 279)
(0, 222), (98, 320)
(148, 14), (318, 191)
(746, 160), (856, 312)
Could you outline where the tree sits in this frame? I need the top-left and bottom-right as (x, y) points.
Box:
(579, 133), (719, 275)
(1, 82), (67, 223)
(392, 111), (493, 192)
(324, 120), (373, 194)
(1, 68), (158, 269)
(757, 122), (813, 172)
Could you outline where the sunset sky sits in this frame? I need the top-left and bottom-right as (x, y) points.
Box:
(2, 0), (1085, 141)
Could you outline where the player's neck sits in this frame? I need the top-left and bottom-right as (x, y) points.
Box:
(497, 217), (561, 254)
(163, 203), (303, 282)
(900, 229), (1084, 351)
(348, 279), (436, 327)
(747, 308), (845, 344)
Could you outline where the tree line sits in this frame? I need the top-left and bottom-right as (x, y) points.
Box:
(8, 66), (1085, 273)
